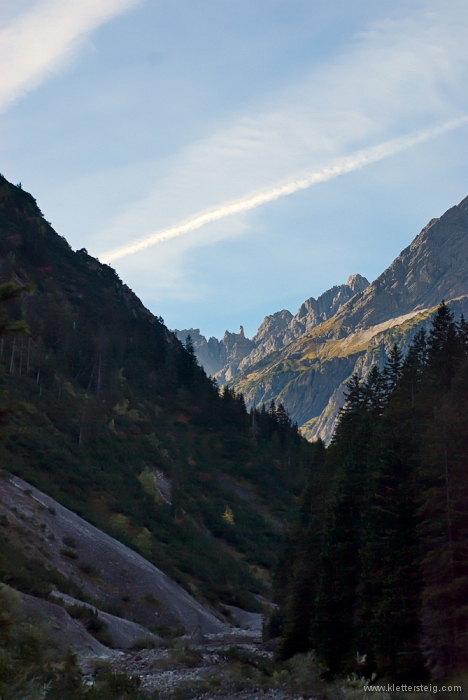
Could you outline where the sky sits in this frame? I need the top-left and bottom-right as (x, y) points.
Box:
(1, 0), (467, 339)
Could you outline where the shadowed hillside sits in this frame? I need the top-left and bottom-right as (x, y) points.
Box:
(0, 174), (315, 619)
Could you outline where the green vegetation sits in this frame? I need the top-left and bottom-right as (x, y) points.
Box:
(0, 583), (153, 699)
(0, 174), (315, 613)
(0, 525), (84, 599)
(64, 603), (114, 646)
(275, 302), (468, 683)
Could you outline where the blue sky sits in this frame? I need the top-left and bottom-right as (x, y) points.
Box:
(1, 0), (467, 338)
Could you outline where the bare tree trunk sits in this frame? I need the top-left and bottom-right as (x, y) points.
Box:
(87, 363), (96, 392)
(19, 337), (24, 375)
(78, 410), (85, 445)
(97, 352), (102, 397)
(9, 337), (16, 373)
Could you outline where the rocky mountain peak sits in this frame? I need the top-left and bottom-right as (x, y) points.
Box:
(321, 195), (468, 337)
(174, 274), (369, 383)
(291, 274), (369, 333)
(253, 310), (294, 344)
(229, 194), (468, 444)
(347, 273), (369, 292)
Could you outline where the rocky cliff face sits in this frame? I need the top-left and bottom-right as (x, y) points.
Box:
(173, 326), (255, 381)
(319, 196), (468, 336)
(173, 328), (227, 377)
(230, 195), (468, 441)
(174, 273), (369, 384)
(238, 273), (369, 372)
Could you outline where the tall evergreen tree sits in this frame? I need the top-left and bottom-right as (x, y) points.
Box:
(383, 343), (403, 394)
(417, 323), (468, 678)
(356, 404), (423, 678)
(277, 441), (328, 659)
(311, 373), (379, 670)
(426, 301), (460, 389)
(275, 306), (468, 680)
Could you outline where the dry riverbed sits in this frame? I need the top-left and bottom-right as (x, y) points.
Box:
(82, 636), (317, 700)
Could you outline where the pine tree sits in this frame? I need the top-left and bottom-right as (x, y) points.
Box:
(363, 365), (387, 414)
(0, 282), (31, 424)
(457, 314), (468, 353)
(356, 404), (423, 679)
(278, 441), (328, 659)
(383, 343), (403, 394)
(426, 301), (460, 389)
(417, 355), (468, 678)
(312, 374), (377, 670)
(275, 302), (468, 680)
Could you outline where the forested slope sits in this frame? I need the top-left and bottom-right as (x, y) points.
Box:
(275, 302), (468, 682)
(0, 174), (315, 616)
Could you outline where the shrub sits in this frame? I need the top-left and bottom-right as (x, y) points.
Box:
(65, 604), (113, 646)
(60, 548), (78, 560)
(109, 513), (129, 537)
(143, 592), (161, 609)
(130, 636), (159, 650)
(78, 561), (97, 575)
(94, 672), (141, 693)
(134, 528), (153, 560)
(0, 584), (52, 699)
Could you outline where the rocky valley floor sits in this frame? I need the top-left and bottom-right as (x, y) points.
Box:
(84, 636), (316, 700)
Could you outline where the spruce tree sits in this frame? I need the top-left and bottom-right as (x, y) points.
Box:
(383, 343), (403, 394)
(426, 301), (460, 389)
(275, 303), (468, 680)
(278, 441), (328, 659)
(312, 373), (377, 670)
(356, 396), (423, 679)
(417, 346), (468, 678)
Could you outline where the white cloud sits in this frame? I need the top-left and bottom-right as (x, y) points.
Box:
(100, 116), (468, 263)
(0, 0), (144, 113)
(94, 1), (468, 271)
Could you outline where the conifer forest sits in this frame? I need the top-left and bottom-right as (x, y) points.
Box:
(1, 174), (468, 698)
(275, 303), (468, 682)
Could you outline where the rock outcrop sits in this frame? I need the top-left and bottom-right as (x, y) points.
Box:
(238, 273), (369, 373)
(231, 195), (468, 441)
(175, 196), (468, 442)
(0, 473), (228, 636)
(19, 592), (115, 659)
(174, 274), (369, 384)
(315, 197), (468, 337)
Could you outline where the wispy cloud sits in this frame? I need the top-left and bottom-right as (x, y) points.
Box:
(101, 116), (468, 263)
(0, 0), (144, 113)
(92, 2), (468, 274)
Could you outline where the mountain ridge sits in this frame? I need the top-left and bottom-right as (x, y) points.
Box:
(177, 195), (468, 441)
(174, 273), (369, 384)
(315, 197), (468, 336)
(230, 194), (468, 440)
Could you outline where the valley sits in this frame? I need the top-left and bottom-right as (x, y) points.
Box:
(178, 196), (468, 442)
(1, 174), (468, 697)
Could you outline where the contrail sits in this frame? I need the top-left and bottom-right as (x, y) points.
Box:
(101, 116), (468, 264)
